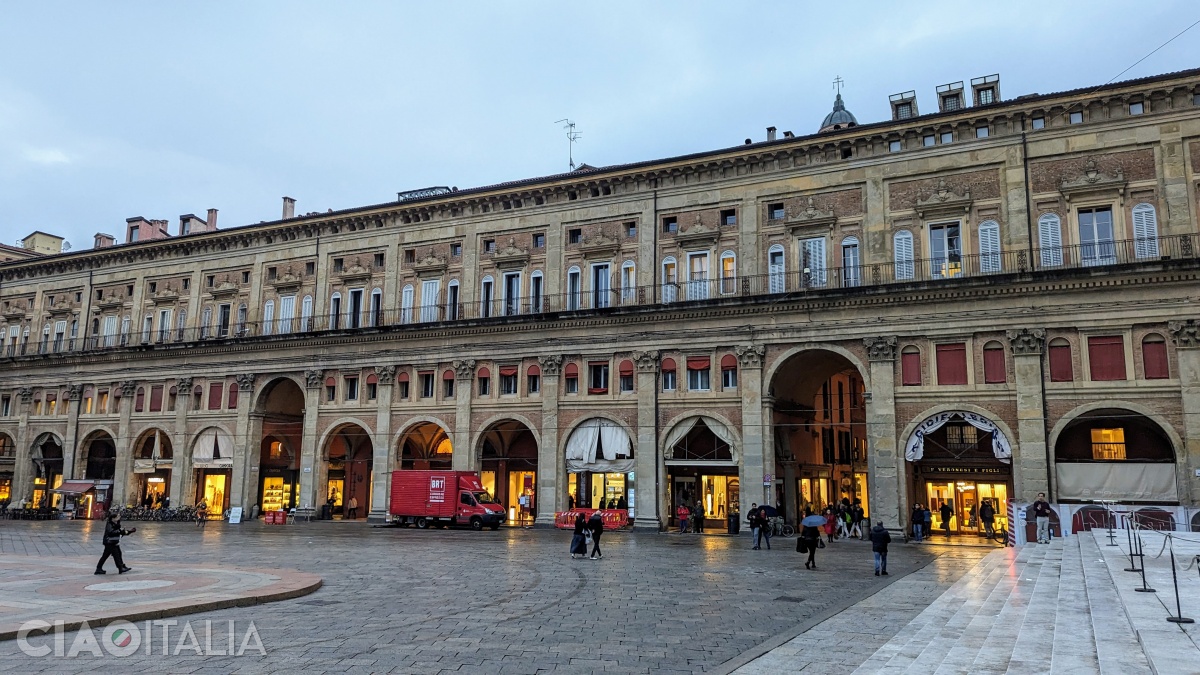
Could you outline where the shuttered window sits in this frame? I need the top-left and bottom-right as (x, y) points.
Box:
(149, 385), (164, 412)
(1142, 336), (1169, 379)
(1049, 341), (1073, 382)
(901, 348), (921, 386)
(894, 231), (914, 280)
(1038, 213), (1062, 268)
(935, 343), (968, 385)
(978, 220), (1001, 273)
(227, 383), (239, 409)
(1131, 203), (1160, 259)
(1088, 336), (1126, 381)
(208, 382), (223, 410)
(983, 343), (1006, 383)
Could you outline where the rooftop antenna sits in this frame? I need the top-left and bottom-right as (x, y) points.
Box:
(555, 118), (582, 171)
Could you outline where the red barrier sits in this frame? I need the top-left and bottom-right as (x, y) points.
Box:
(554, 508), (629, 529)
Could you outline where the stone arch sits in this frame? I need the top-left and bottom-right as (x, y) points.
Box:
(131, 426), (173, 459)
(321, 420), (374, 519)
(897, 403), (1018, 461)
(660, 411), (742, 463)
(78, 429), (117, 480)
(1048, 400), (1183, 459)
(394, 417), (454, 470)
(253, 375), (307, 414)
(317, 417), (376, 457)
(392, 415), (454, 452)
(763, 343), (871, 394)
(559, 413), (636, 458)
(471, 412), (542, 461)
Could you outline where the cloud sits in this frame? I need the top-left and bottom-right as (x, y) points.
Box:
(22, 147), (71, 165)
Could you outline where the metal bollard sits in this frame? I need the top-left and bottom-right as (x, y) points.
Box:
(1165, 536), (1194, 624)
(1134, 527), (1156, 593)
(1124, 516), (1140, 573)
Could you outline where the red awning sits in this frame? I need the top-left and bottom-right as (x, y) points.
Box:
(366, 373), (378, 385)
(686, 356), (711, 370)
(564, 363), (579, 377)
(397, 371), (410, 383)
(477, 367), (491, 378)
(661, 358), (677, 372)
(499, 366), (518, 377)
(721, 354), (738, 370)
(51, 480), (95, 495)
(442, 370), (455, 381)
(618, 360), (634, 376)
(527, 364), (541, 377)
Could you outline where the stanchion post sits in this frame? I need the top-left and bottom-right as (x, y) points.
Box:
(1134, 527), (1156, 593)
(1124, 515), (1140, 573)
(1105, 501), (1118, 546)
(1165, 536), (1195, 624)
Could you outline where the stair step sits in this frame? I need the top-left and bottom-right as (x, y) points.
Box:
(994, 540), (1062, 674)
(932, 553), (1022, 674)
(1049, 537), (1101, 673)
(1078, 533), (1152, 675)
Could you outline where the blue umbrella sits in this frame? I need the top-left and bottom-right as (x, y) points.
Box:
(801, 514), (826, 528)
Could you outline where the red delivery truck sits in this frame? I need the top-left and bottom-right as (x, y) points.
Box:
(389, 470), (506, 530)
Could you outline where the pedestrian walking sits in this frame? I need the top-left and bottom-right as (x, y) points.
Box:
(939, 501), (954, 537)
(979, 500), (996, 539)
(95, 511), (136, 575)
(1032, 492), (1053, 544)
(692, 500), (704, 533)
(852, 502), (865, 539)
(196, 498), (208, 528)
(758, 506), (772, 550)
(798, 509), (822, 570)
(347, 495), (358, 520)
(676, 504), (690, 533)
(911, 503), (925, 542)
(570, 513), (588, 558)
(747, 503), (761, 549)
(870, 521), (891, 576)
(588, 510), (604, 559)
(923, 506), (933, 537)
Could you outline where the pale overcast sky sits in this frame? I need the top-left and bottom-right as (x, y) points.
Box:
(1, 1), (1196, 250)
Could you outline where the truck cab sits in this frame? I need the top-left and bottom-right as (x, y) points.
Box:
(458, 489), (505, 530)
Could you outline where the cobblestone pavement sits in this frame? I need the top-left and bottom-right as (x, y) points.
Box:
(0, 521), (987, 673)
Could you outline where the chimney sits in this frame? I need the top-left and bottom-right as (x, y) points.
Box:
(283, 196), (296, 220)
(152, 219), (170, 238)
(766, 126), (777, 142)
(206, 208), (218, 230)
(783, 131), (795, 139)
(94, 233), (116, 249)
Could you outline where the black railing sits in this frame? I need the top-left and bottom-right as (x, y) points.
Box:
(1, 233), (1195, 359)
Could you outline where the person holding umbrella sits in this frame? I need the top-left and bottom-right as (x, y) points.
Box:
(798, 510), (825, 569)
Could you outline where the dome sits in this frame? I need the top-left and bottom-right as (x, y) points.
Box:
(819, 93), (858, 132)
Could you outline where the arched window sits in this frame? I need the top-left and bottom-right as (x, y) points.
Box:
(400, 284), (414, 323)
(566, 267), (582, 310)
(529, 271), (544, 313)
(767, 245), (785, 293)
(841, 237), (860, 287)
(447, 280), (461, 320)
(300, 295), (313, 331)
(894, 231), (914, 280)
(621, 261), (637, 304)
(175, 308), (186, 340)
(983, 340), (1006, 384)
(369, 288), (383, 327)
(479, 276), (494, 318)
(329, 292), (342, 329)
(1048, 337), (1073, 382)
(661, 258), (678, 302)
(1142, 333), (1169, 379)
(1038, 213), (1063, 268)
(198, 309), (210, 339)
(135, 387), (146, 413)
(262, 300), (275, 336)
(1132, 202), (1160, 258)
(236, 303), (247, 335)
(719, 251), (736, 295)
(978, 220), (1002, 273)
(901, 345), (921, 386)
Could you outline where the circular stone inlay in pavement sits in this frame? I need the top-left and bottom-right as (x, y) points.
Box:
(84, 579), (177, 592)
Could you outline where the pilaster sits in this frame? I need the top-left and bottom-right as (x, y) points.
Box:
(112, 380), (137, 506)
(452, 360), (475, 471)
(737, 344), (766, 522)
(536, 354), (562, 526)
(863, 337), (901, 530)
(12, 387), (33, 502)
(632, 350), (660, 529)
(61, 384), (82, 482)
(172, 377), (192, 505)
(299, 370), (323, 509)
(230, 373), (256, 511)
(1169, 320), (1200, 504)
(1007, 328), (1050, 501)
(370, 365), (396, 522)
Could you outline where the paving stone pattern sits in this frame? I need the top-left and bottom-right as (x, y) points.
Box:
(0, 521), (965, 673)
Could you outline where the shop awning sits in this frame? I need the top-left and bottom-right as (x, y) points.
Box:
(51, 480), (95, 494)
(499, 366), (518, 377)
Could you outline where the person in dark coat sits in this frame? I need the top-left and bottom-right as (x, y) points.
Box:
(979, 500), (996, 538)
(570, 513), (588, 558)
(798, 508), (820, 570)
(939, 502), (954, 537)
(747, 503), (761, 549)
(588, 511), (604, 559)
(870, 521), (892, 576)
(911, 503), (925, 542)
(616, 495), (627, 511)
(95, 511), (135, 574)
(758, 506), (772, 550)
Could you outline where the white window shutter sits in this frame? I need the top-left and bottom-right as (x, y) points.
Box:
(1038, 214), (1062, 267)
(978, 221), (1001, 273)
(894, 232), (914, 280)
(1132, 203), (1159, 258)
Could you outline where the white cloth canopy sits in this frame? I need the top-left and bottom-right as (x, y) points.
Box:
(1056, 463), (1177, 502)
(192, 428), (233, 468)
(904, 411), (1012, 464)
(663, 415), (737, 462)
(566, 419), (632, 473)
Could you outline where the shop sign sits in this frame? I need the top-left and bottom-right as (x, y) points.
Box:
(193, 460), (233, 470)
(428, 475), (446, 504)
(925, 466), (1009, 476)
(228, 507), (243, 524)
(763, 473), (773, 486)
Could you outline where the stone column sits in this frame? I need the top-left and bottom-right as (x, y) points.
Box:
(1169, 320), (1200, 504)
(61, 384), (83, 479)
(632, 350), (660, 529)
(112, 380), (137, 506)
(451, 360), (475, 471)
(535, 355), (562, 526)
(737, 345), (767, 525)
(369, 365), (396, 522)
(12, 387), (34, 502)
(171, 377), (192, 505)
(230, 373), (256, 511)
(298, 369), (323, 509)
(863, 337), (901, 531)
(782, 459), (797, 525)
(1007, 329), (1050, 502)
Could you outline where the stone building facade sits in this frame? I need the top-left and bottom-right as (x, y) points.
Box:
(3, 68), (1200, 534)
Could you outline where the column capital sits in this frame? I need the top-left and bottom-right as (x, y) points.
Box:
(863, 336), (898, 362)
(176, 377), (193, 391)
(453, 359), (477, 380)
(537, 354), (563, 376)
(632, 350), (659, 373)
(1006, 328), (1046, 355)
(119, 380), (138, 397)
(235, 373), (255, 391)
(735, 344), (766, 369)
(66, 384), (83, 401)
(1169, 319), (1200, 349)
(17, 387), (33, 404)
(304, 369), (324, 389)
(374, 365), (397, 381)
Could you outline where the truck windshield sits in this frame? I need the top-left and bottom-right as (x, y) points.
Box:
(473, 491), (497, 504)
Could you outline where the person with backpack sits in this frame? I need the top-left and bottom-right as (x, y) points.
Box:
(979, 499), (996, 539)
(869, 520), (891, 576)
(95, 511), (136, 575)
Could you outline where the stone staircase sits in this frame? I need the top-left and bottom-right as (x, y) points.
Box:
(852, 537), (1151, 674)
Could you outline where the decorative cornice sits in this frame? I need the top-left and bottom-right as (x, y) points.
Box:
(786, 197), (837, 234)
(412, 252), (448, 277)
(915, 178), (972, 220)
(734, 344), (765, 368)
(206, 281), (242, 299)
(1006, 328), (1045, 355)
(46, 299), (76, 316)
(337, 257), (374, 282)
(863, 336), (897, 361)
(235, 373), (255, 391)
(490, 238), (530, 270)
(632, 350), (660, 373)
(94, 294), (126, 311)
(269, 267), (304, 292)
(579, 233), (621, 259)
(453, 359), (477, 380)
(304, 369), (324, 389)
(1059, 159), (1126, 203)
(675, 214), (721, 250)
(374, 365), (397, 381)
(537, 354), (563, 376)
(1169, 319), (1200, 348)
(149, 285), (181, 305)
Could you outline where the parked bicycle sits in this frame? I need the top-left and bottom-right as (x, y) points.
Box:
(767, 516), (795, 537)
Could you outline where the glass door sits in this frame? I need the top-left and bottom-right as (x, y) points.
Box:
(956, 482), (978, 532)
(203, 474), (226, 516)
(687, 253), (708, 300)
(929, 223), (962, 278)
(926, 481), (955, 531)
(1079, 207), (1115, 266)
(978, 482), (1009, 532)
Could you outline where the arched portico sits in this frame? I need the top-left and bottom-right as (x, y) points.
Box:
(474, 416), (539, 525)
(662, 413), (740, 532)
(29, 432), (64, 509)
(131, 427), (173, 507)
(562, 415), (635, 513)
(321, 421), (373, 519)
(191, 425), (234, 516)
(248, 377), (306, 517)
(1051, 404), (1180, 504)
(396, 419), (453, 471)
(0, 431), (13, 504)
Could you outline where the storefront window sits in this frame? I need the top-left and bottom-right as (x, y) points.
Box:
(262, 476), (294, 512)
(202, 473), (226, 516)
(926, 480), (1008, 533)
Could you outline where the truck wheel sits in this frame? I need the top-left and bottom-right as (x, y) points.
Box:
(470, 517), (483, 531)
(415, 517), (428, 529)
